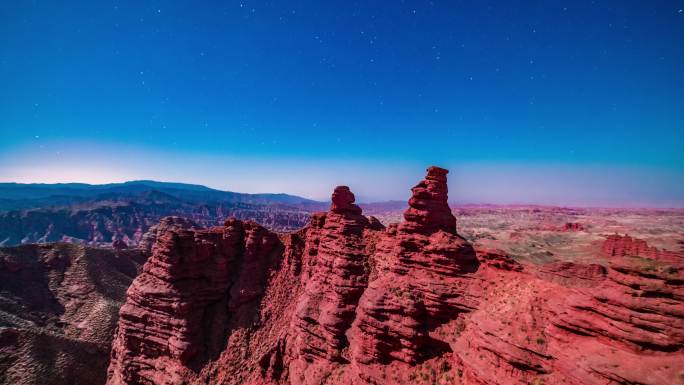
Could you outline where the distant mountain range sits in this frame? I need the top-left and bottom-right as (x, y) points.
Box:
(6, 181), (600, 248)
(0, 181), (327, 247)
(0, 180), (321, 211)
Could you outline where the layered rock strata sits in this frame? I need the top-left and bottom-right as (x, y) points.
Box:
(602, 233), (682, 262)
(456, 252), (683, 385)
(288, 186), (380, 384)
(349, 166), (480, 369)
(106, 219), (282, 385)
(104, 166), (684, 385)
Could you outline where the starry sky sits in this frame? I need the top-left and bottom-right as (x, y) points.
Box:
(1, 1), (683, 205)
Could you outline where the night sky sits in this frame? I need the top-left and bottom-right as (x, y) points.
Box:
(1, 1), (683, 205)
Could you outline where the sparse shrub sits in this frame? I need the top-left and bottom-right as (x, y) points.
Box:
(439, 360), (451, 373)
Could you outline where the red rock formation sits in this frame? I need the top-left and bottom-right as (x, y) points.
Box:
(106, 219), (282, 385)
(551, 256), (683, 353)
(536, 261), (606, 287)
(138, 216), (198, 254)
(476, 248), (523, 271)
(455, 255), (683, 385)
(103, 166), (684, 385)
(288, 186), (380, 384)
(349, 166), (479, 371)
(401, 166), (457, 234)
(560, 222), (585, 232)
(183, 187), (387, 385)
(602, 233), (682, 262)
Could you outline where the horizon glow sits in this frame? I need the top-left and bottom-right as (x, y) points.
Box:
(1, 1), (682, 207)
(1, 142), (682, 208)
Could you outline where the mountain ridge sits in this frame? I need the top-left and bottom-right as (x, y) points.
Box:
(0, 180), (321, 209)
(0, 181), (326, 247)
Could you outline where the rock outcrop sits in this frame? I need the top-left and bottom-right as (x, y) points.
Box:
(349, 166), (479, 372)
(536, 261), (606, 287)
(102, 166), (684, 385)
(560, 222), (585, 232)
(288, 186), (380, 384)
(107, 219), (282, 385)
(456, 251), (683, 385)
(602, 233), (682, 262)
(401, 166), (458, 235)
(476, 248), (524, 271)
(138, 216), (198, 253)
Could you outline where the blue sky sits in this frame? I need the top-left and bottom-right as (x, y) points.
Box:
(1, 1), (683, 205)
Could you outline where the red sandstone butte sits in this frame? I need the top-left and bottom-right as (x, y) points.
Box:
(560, 222), (585, 232)
(106, 166), (684, 385)
(602, 233), (682, 263)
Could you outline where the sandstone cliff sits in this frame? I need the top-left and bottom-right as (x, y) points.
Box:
(105, 167), (684, 385)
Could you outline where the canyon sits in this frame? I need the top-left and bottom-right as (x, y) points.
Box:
(0, 181), (323, 247)
(0, 167), (682, 384)
(0, 243), (146, 385)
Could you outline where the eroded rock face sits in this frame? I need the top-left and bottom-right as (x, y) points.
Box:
(551, 256), (683, 353)
(104, 166), (684, 385)
(106, 219), (282, 385)
(138, 216), (198, 254)
(602, 233), (682, 263)
(476, 248), (524, 271)
(349, 167), (479, 371)
(401, 166), (457, 235)
(536, 261), (606, 287)
(0, 243), (146, 385)
(455, 254), (683, 385)
(288, 186), (380, 384)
